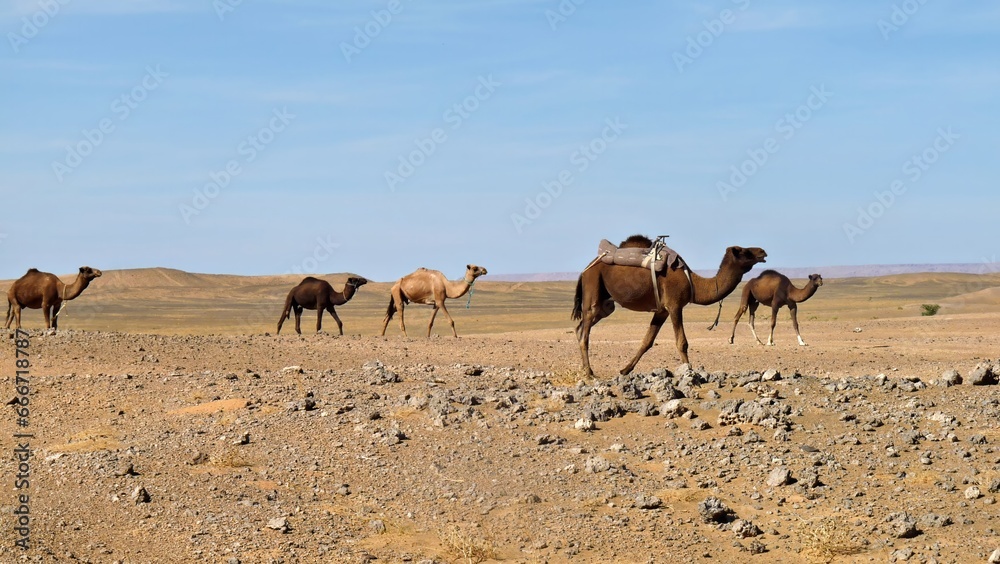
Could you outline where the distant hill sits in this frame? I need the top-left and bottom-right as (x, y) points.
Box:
(485, 263), (1000, 282)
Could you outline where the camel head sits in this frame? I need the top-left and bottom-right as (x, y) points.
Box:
(466, 264), (488, 281)
(346, 276), (368, 288)
(726, 247), (767, 273)
(809, 274), (824, 287)
(79, 266), (103, 280)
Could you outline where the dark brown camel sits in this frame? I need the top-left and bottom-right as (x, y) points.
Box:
(276, 276), (368, 335)
(380, 264), (488, 338)
(729, 271), (823, 346)
(573, 236), (767, 376)
(5, 266), (103, 332)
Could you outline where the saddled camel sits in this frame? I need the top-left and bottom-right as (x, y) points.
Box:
(380, 264), (488, 338)
(573, 236), (766, 376)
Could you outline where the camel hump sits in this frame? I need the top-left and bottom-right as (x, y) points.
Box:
(620, 234), (653, 249)
(758, 269), (783, 278)
(27, 268), (39, 273)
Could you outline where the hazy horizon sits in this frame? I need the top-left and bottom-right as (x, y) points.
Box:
(2, 1), (998, 280)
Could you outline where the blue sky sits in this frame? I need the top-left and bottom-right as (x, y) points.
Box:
(1, 0), (998, 281)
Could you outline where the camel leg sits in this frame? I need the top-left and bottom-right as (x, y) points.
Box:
(327, 306), (344, 336)
(42, 301), (52, 330)
(789, 303), (806, 346)
(748, 302), (764, 345)
(620, 310), (670, 375)
(426, 306), (439, 337)
(315, 308), (324, 333)
(13, 304), (22, 330)
(670, 308), (689, 365)
(51, 303), (59, 332)
(767, 304), (780, 346)
(577, 311), (596, 377)
(398, 303), (407, 337)
(729, 301), (749, 345)
(293, 305), (303, 335)
(4, 301), (13, 330)
(438, 302), (459, 338)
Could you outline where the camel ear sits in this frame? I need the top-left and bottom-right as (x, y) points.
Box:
(79, 267), (86, 273)
(467, 264), (472, 270)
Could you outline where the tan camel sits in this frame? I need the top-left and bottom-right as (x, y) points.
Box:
(573, 236), (767, 376)
(380, 264), (488, 338)
(5, 266), (103, 332)
(729, 271), (823, 346)
(276, 276), (368, 335)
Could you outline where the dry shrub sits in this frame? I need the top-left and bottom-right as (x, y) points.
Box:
(439, 524), (498, 563)
(212, 449), (254, 468)
(798, 516), (867, 563)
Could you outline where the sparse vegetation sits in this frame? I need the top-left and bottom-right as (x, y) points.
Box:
(798, 517), (867, 563)
(921, 304), (941, 316)
(440, 525), (498, 564)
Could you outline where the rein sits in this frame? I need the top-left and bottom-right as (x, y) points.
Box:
(707, 277), (724, 330)
(54, 284), (70, 319)
(465, 277), (476, 309)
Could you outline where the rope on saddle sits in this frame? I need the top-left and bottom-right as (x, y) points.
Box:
(581, 251), (609, 274)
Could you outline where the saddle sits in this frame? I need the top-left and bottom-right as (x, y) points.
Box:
(597, 239), (687, 273)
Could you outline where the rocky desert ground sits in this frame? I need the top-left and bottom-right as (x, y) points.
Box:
(2, 269), (1000, 563)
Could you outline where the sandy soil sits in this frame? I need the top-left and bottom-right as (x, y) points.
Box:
(1, 271), (1000, 563)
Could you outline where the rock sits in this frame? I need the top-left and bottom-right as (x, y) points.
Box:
(798, 468), (820, 489)
(885, 512), (919, 539)
(969, 362), (998, 386)
(131, 486), (150, 504)
(890, 548), (914, 561)
(232, 432), (250, 445)
(369, 520), (386, 534)
(989, 548), (1000, 564)
(575, 418), (595, 432)
(732, 519), (762, 539)
(363, 360), (400, 385)
(748, 539), (767, 555)
(766, 467), (792, 487)
(989, 479), (1000, 494)
(114, 462), (136, 477)
(698, 497), (734, 523)
(281, 366), (303, 374)
(635, 495), (662, 510)
(919, 513), (952, 528)
(267, 517), (290, 533)
(761, 369), (781, 382)
(939, 370), (962, 387)
(965, 486), (982, 500)
(585, 457), (611, 474)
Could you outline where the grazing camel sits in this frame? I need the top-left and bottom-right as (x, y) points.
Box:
(573, 236), (767, 376)
(276, 276), (368, 335)
(729, 271), (823, 346)
(5, 266), (103, 332)
(380, 264), (488, 338)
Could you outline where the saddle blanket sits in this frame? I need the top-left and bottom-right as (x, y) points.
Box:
(597, 239), (687, 272)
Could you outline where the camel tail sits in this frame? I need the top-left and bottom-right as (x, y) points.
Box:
(571, 276), (583, 321)
(384, 297), (397, 321)
(281, 293), (295, 320)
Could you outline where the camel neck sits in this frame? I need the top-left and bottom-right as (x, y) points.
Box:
(789, 281), (819, 303)
(62, 275), (91, 301)
(689, 263), (745, 305)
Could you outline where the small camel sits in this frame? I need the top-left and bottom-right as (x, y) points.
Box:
(5, 266), (103, 332)
(380, 264), (488, 338)
(573, 236), (767, 376)
(276, 276), (368, 335)
(729, 271), (823, 346)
